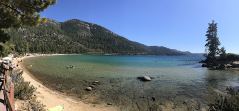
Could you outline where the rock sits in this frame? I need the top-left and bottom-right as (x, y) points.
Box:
(151, 97), (156, 101)
(183, 100), (187, 104)
(89, 85), (95, 88)
(137, 76), (152, 81)
(225, 64), (232, 68)
(143, 76), (152, 81)
(92, 81), (100, 85)
(107, 103), (112, 105)
(86, 87), (93, 91)
(3, 64), (10, 70)
(66, 65), (74, 69)
(94, 81), (99, 83)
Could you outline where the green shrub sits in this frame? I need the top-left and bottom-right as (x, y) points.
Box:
(12, 69), (36, 100)
(12, 69), (46, 111)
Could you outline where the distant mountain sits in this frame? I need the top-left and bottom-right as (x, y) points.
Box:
(7, 19), (190, 55)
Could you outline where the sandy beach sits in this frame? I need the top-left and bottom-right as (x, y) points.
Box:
(14, 54), (118, 111)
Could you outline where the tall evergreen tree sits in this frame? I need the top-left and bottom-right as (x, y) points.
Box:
(205, 20), (221, 65)
(0, 0), (56, 56)
(219, 47), (226, 59)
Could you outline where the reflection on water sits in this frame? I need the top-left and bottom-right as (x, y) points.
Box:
(23, 55), (239, 110)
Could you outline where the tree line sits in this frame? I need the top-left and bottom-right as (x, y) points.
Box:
(5, 19), (187, 56)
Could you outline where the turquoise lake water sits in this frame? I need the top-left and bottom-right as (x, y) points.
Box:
(23, 54), (239, 110)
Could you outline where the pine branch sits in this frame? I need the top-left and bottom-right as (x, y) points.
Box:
(0, 1), (25, 16)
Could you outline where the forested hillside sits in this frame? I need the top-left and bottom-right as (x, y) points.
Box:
(7, 19), (189, 55)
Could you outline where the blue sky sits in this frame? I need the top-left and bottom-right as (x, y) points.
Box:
(41, 0), (239, 53)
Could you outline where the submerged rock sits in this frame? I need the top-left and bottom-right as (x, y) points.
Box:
(144, 76), (152, 81)
(86, 87), (93, 91)
(151, 97), (156, 101)
(94, 81), (99, 83)
(92, 81), (100, 85)
(66, 65), (74, 69)
(89, 85), (95, 88)
(137, 76), (152, 81)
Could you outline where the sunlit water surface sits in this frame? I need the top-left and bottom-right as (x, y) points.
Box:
(23, 55), (239, 110)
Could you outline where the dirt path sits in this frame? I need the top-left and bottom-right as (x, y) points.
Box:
(15, 55), (118, 111)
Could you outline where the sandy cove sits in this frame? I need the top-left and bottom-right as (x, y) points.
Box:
(14, 54), (118, 111)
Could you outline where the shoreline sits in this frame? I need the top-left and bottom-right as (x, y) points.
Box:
(15, 54), (118, 111)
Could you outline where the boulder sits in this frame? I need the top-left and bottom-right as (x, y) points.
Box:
(143, 76), (152, 81)
(85, 87), (93, 91)
(137, 76), (152, 81)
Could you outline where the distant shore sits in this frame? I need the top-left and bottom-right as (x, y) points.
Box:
(14, 54), (118, 111)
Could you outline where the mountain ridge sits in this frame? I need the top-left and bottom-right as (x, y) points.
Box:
(7, 18), (190, 55)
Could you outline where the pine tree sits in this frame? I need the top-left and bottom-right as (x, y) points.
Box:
(0, 0), (56, 29)
(219, 47), (226, 60)
(205, 20), (221, 65)
(0, 0), (56, 56)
